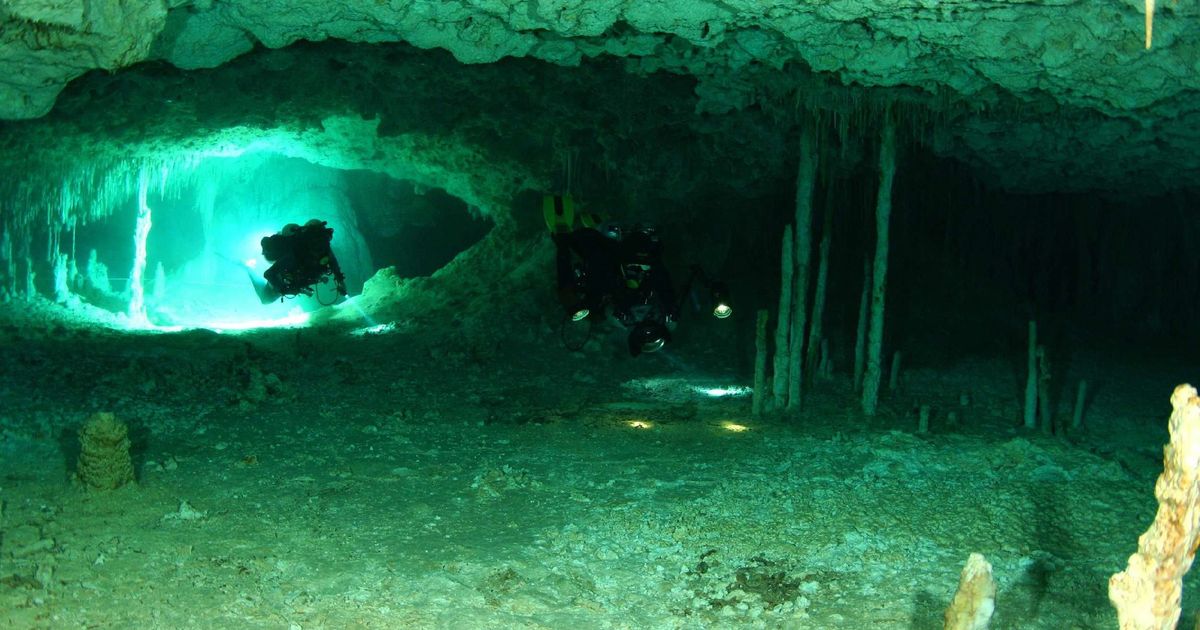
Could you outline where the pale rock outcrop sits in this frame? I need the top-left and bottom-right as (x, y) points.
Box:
(0, 0), (169, 118)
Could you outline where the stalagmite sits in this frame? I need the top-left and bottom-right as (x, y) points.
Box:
(77, 412), (136, 491)
(1071, 380), (1088, 431)
(806, 190), (833, 379)
(862, 116), (896, 417)
(85, 249), (111, 294)
(152, 262), (166, 304)
(127, 168), (153, 323)
(944, 553), (996, 630)
(23, 255), (33, 302)
(889, 351), (903, 391)
(752, 309), (770, 417)
(1037, 345), (1053, 434)
(818, 339), (832, 379)
(1023, 321), (1038, 430)
(0, 221), (10, 297)
(1109, 385), (1200, 630)
(68, 257), (79, 292)
(20, 230), (32, 300)
(771, 224), (795, 410)
(854, 257), (870, 392)
(53, 253), (70, 303)
(787, 124), (817, 411)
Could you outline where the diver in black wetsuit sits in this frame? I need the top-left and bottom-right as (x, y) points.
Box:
(252, 219), (347, 304)
(554, 222), (676, 356)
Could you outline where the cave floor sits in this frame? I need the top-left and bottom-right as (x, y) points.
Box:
(0, 304), (1192, 629)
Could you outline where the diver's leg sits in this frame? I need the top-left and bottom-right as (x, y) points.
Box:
(217, 253), (280, 304)
(252, 267), (280, 304)
(554, 235), (573, 287)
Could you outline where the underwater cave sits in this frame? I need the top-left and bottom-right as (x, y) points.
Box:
(53, 153), (491, 329)
(1, 1), (1199, 628)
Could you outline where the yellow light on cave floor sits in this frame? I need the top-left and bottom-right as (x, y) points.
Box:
(627, 420), (653, 430)
(721, 421), (750, 433)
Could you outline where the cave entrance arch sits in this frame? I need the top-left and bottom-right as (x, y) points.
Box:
(68, 153), (491, 329)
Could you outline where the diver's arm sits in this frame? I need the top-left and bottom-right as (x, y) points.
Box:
(251, 268), (282, 304)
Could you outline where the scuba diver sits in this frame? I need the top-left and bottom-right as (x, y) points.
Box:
(546, 194), (730, 356)
(249, 219), (348, 304)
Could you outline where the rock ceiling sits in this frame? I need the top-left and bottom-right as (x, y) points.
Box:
(1, 0), (1197, 203)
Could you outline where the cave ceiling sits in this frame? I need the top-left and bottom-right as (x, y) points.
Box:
(1, 0), (1197, 221)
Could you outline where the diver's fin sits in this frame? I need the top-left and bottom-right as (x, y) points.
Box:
(248, 270), (280, 304)
(542, 194), (575, 234)
(579, 211), (605, 228)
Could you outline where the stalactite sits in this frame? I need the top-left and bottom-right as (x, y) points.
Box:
(1145, 0), (1155, 49)
(862, 116), (896, 417)
(159, 164), (171, 198)
(6, 145), (211, 246)
(44, 207), (54, 264)
(786, 124), (818, 411)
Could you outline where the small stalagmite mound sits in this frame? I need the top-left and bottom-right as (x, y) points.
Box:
(77, 412), (135, 491)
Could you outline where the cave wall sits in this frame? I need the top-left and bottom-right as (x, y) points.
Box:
(0, 35), (1196, 356)
(3, 0), (1198, 194)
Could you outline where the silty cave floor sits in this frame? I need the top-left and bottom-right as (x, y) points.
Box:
(0, 302), (1192, 629)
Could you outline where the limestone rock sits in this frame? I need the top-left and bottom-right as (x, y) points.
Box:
(0, 0), (168, 119)
(1, 2), (1199, 193)
(154, 5), (255, 70)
